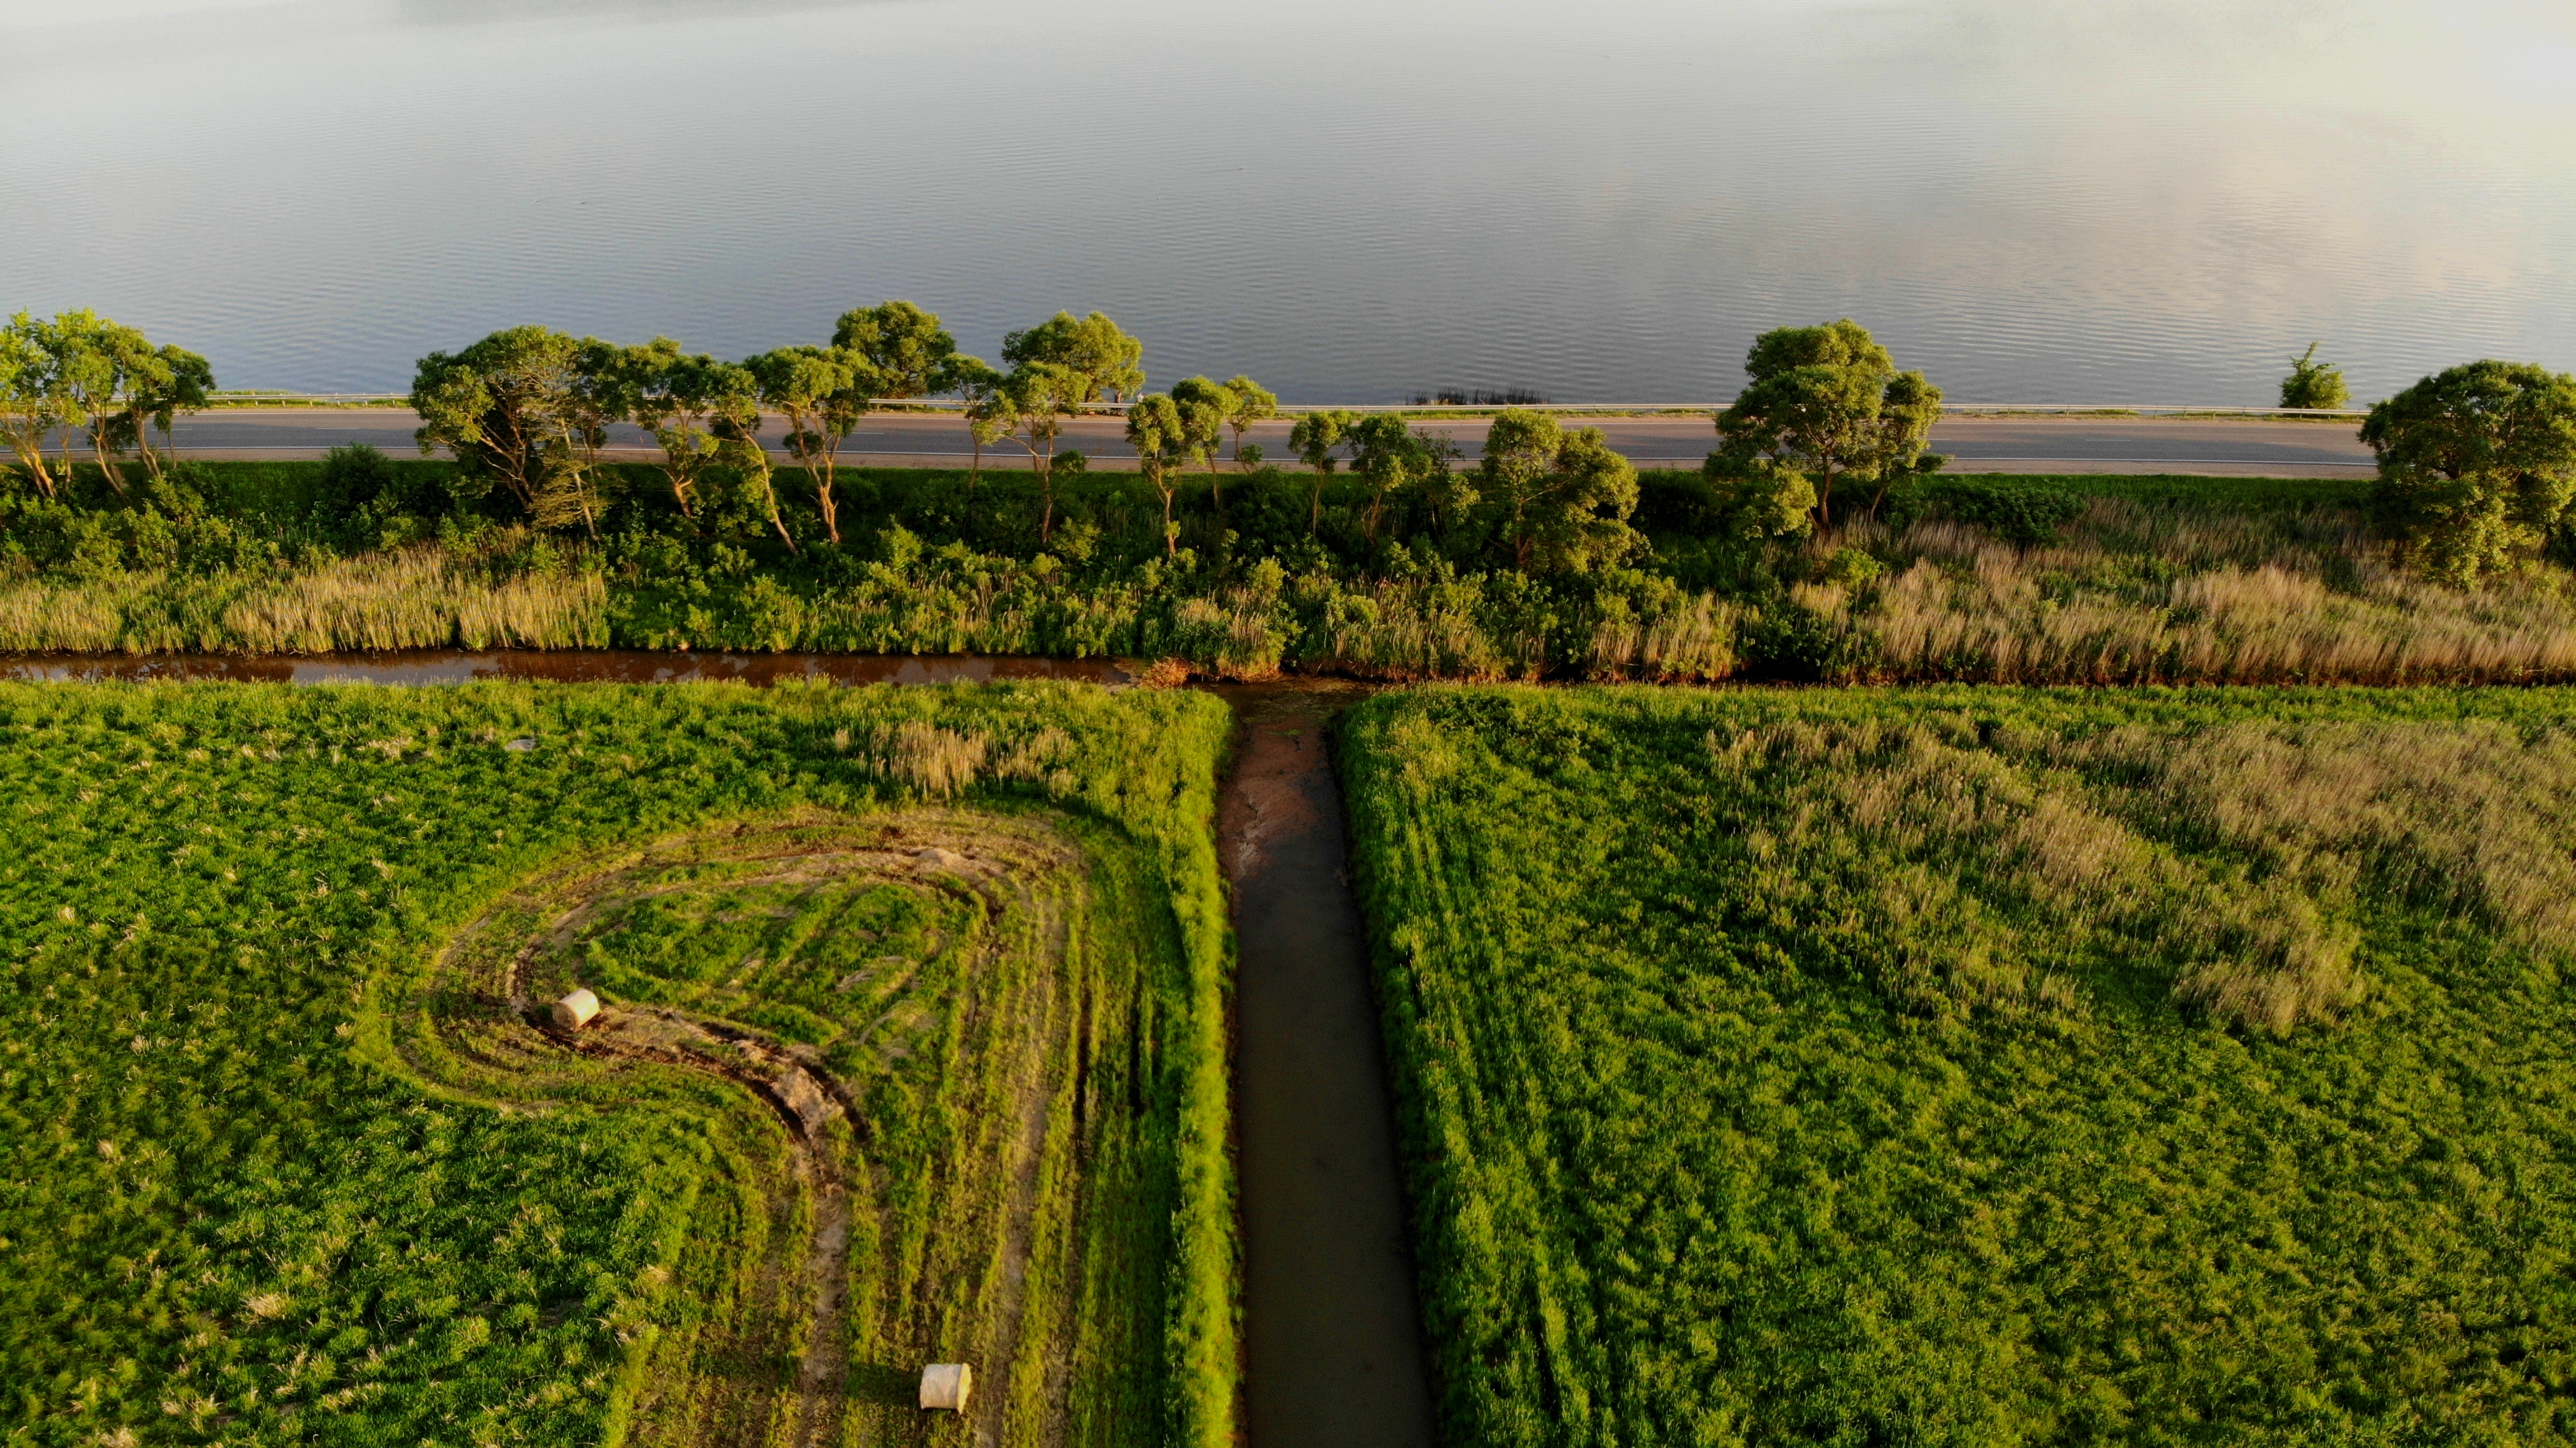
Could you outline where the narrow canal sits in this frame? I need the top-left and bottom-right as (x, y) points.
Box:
(1215, 681), (1437, 1448)
(1, 650), (1442, 1447)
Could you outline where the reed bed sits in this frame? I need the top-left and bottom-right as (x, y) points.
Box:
(0, 540), (608, 654)
(1821, 502), (2576, 683)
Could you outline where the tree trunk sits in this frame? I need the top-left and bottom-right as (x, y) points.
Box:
(133, 408), (166, 482)
(1038, 442), (1056, 546)
(813, 467), (840, 544)
(89, 425), (127, 497)
(7, 426), (55, 498)
(748, 455), (796, 554)
(815, 427), (842, 545)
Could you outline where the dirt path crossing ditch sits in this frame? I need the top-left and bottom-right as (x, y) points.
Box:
(1214, 681), (1438, 1448)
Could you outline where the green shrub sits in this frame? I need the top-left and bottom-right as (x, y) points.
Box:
(1888, 476), (2088, 544)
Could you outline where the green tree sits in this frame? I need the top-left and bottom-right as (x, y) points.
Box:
(1288, 409), (1355, 533)
(116, 343), (214, 484)
(701, 382), (798, 553)
(614, 339), (759, 523)
(833, 300), (959, 399)
(995, 362), (1087, 544)
(50, 311), (166, 498)
(1479, 409), (1642, 573)
(949, 356), (1005, 500)
(0, 311), (68, 499)
(1698, 454), (1818, 542)
(410, 325), (595, 520)
(1343, 413), (1438, 543)
(745, 345), (875, 544)
(1125, 393), (1202, 557)
(2361, 359), (2576, 584)
(1170, 375), (1235, 511)
(1002, 311), (1144, 403)
(2281, 342), (2351, 410)
(1221, 375), (1277, 471)
(1714, 319), (1943, 526)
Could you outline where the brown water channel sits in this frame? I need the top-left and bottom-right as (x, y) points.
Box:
(1, 649), (1439, 1448)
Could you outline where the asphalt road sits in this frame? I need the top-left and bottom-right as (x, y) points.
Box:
(158, 409), (2377, 476)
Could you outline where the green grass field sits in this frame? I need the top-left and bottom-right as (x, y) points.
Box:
(0, 680), (1235, 1448)
(1341, 684), (2576, 1446)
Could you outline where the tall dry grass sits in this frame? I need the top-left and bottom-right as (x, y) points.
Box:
(1822, 502), (2576, 683)
(1297, 576), (1537, 681)
(1707, 716), (2410, 1032)
(840, 719), (1080, 800)
(2068, 720), (2576, 954)
(1587, 594), (1738, 681)
(0, 542), (608, 654)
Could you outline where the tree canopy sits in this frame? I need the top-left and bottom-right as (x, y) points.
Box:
(2363, 359), (2576, 584)
(1714, 319), (1942, 525)
(1479, 409), (1641, 573)
(2281, 342), (2351, 410)
(1219, 375), (1277, 471)
(0, 311), (216, 499)
(1002, 311), (1144, 403)
(744, 344), (875, 544)
(832, 300), (959, 399)
(408, 325), (598, 518)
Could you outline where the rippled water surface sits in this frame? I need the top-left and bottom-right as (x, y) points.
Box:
(4, 0), (2572, 403)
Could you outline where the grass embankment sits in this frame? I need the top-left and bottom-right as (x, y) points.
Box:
(0, 680), (1235, 1448)
(11, 459), (2576, 684)
(1341, 685), (2576, 1445)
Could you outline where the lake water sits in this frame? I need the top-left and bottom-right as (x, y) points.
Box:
(4, 0), (2572, 405)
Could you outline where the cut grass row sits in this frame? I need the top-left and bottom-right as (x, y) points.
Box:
(1341, 684), (2576, 1445)
(0, 680), (1235, 1448)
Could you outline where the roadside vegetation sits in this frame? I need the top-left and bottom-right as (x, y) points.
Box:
(0, 680), (1235, 1448)
(1341, 683), (2576, 1445)
(6, 307), (2575, 682)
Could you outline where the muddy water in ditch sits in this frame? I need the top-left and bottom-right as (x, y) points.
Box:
(1213, 681), (1437, 1448)
(2, 650), (1439, 1447)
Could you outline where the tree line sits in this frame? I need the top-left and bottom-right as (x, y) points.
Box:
(0, 310), (213, 500)
(392, 302), (1674, 577)
(6, 300), (2574, 587)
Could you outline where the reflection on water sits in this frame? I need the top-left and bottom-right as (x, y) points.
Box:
(0, 652), (1135, 687)
(1, 0), (2570, 404)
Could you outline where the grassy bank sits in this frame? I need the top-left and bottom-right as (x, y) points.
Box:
(0, 680), (1236, 1448)
(1341, 684), (2576, 1445)
(9, 460), (2576, 683)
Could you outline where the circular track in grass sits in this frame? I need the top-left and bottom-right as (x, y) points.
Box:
(377, 810), (1106, 1448)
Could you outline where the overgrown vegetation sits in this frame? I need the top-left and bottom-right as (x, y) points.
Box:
(1341, 684), (2576, 1445)
(10, 304), (2576, 681)
(0, 680), (1235, 1447)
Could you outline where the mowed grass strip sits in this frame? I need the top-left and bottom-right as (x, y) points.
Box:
(0, 679), (1235, 1448)
(1340, 684), (2576, 1447)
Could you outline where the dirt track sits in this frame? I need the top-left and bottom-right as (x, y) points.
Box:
(386, 814), (1090, 1448)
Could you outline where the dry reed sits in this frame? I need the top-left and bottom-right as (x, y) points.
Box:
(1828, 504), (2576, 683)
(1710, 718), (2378, 1032)
(0, 543), (608, 654)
